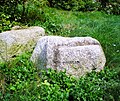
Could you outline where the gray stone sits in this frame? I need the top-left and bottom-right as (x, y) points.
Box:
(11, 26), (22, 30)
(31, 36), (106, 78)
(0, 26), (45, 62)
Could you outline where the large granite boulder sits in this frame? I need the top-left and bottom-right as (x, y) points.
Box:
(0, 26), (45, 62)
(31, 36), (106, 77)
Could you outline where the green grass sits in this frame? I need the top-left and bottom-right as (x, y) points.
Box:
(0, 7), (120, 101)
(29, 7), (120, 68)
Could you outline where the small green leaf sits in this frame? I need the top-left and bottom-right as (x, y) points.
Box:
(10, 86), (16, 91)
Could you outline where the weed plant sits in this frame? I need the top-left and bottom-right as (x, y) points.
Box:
(0, 52), (120, 101)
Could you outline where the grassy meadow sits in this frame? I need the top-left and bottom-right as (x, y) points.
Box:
(0, 6), (120, 101)
(30, 7), (120, 68)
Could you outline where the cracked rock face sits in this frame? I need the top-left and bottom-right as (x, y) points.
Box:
(0, 26), (45, 62)
(31, 36), (106, 78)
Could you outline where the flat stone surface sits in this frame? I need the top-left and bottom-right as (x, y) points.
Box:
(31, 36), (106, 77)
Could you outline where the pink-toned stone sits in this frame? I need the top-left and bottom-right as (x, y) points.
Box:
(31, 36), (106, 77)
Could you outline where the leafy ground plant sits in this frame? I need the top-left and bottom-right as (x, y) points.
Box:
(0, 53), (120, 101)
